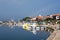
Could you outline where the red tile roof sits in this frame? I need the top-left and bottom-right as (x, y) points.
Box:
(31, 17), (36, 21)
(52, 14), (60, 16)
(45, 16), (51, 18)
(31, 14), (60, 21)
(36, 16), (43, 19)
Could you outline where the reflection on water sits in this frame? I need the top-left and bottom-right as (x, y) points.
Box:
(0, 25), (50, 40)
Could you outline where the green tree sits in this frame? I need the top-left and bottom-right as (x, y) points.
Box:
(57, 21), (60, 24)
(44, 18), (57, 24)
(57, 20), (60, 30)
(22, 17), (31, 22)
(47, 27), (54, 32)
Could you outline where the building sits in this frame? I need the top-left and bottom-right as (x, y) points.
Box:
(31, 14), (60, 22)
(31, 15), (44, 22)
(36, 15), (44, 20)
(52, 14), (60, 20)
(31, 17), (36, 21)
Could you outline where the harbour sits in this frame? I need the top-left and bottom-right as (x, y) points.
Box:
(0, 16), (60, 40)
(0, 25), (50, 40)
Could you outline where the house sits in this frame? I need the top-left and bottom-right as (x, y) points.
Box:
(36, 15), (44, 21)
(31, 17), (36, 21)
(31, 15), (44, 22)
(31, 14), (60, 22)
(52, 14), (60, 20)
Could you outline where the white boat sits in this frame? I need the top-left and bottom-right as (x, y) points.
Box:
(36, 27), (40, 31)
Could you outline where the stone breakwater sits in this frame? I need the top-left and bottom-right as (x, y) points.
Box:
(47, 30), (60, 40)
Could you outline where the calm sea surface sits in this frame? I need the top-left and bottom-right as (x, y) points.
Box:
(0, 25), (50, 40)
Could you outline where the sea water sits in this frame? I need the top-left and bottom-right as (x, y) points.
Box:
(0, 25), (50, 40)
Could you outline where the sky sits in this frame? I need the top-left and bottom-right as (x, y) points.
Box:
(0, 0), (60, 20)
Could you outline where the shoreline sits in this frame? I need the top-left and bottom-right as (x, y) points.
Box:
(47, 30), (60, 40)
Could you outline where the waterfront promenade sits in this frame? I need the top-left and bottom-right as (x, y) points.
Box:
(47, 30), (60, 40)
(53, 30), (60, 40)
